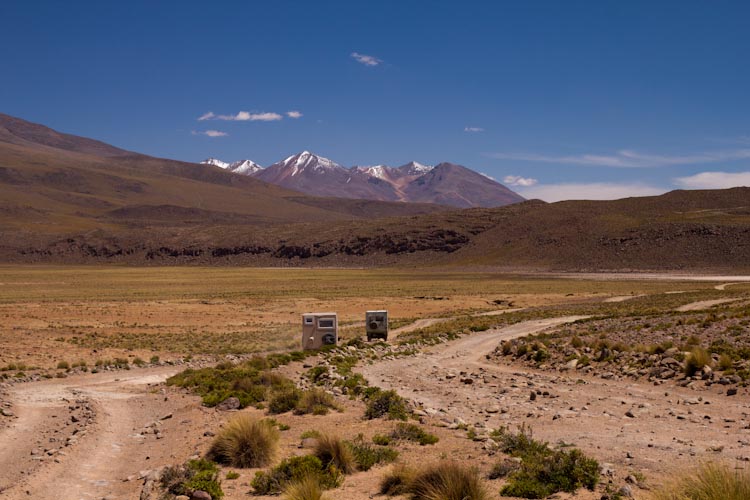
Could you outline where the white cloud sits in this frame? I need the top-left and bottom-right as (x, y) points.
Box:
(673, 171), (750, 189)
(503, 175), (538, 187)
(516, 182), (666, 202)
(351, 52), (382, 66)
(488, 149), (750, 168)
(191, 130), (228, 137)
(286, 110), (303, 119)
(231, 111), (283, 121)
(464, 126), (484, 133)
(198, 111), (284, 121)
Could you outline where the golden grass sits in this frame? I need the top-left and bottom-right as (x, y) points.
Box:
(207, 415), (279, 468)
(313, 434), (357, 474)
(282, 475), (331, 500)
(650, 462), (750, 500)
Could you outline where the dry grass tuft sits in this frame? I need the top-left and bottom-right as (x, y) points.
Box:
(282, 475), (331, 500)
(380, 462), (487, 500)
(313, 434), (357, 474)
(207, 414), (279, 467)
(650, 462), (750, 500)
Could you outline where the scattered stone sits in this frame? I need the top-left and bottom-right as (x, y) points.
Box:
(191, 491), (212, 500)
(216, 397), (240, 411)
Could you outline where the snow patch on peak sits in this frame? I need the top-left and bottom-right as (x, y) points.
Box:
(201, 158), (230, 169)
(399, 161), (433, 175)
(229, 159), (263, 175)
(354, 165), (390, 180)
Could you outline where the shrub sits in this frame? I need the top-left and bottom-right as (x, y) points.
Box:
(488, 458), (520, 479)
(57, 361), (70, 370)
(379, 464), (416, 496)
(571, 336), (584, 348)
(283, 475), (331, 500)
(225, 471), (240, 480)
(251, 455), (342, 495)
(372, 434), (392, 446)
(132, 357), (146, 367)
(295, 388), (338, 416)
(497, 426), (599, 499)
(269, 386), (302, 414)
(161, 459), (224, 500)
(207, 415), (279, 468)
(718, 354), (733, 371)
(650, 462), (750, 500)
(364, 389), (409, 420)
(346, 435), (398, 471)
(307, 366), (329, 383)
(685, 347), (712, 377)
(390, 423), (439, 445)
(313, 434), (356, 474)
(380, 462), (487, 499)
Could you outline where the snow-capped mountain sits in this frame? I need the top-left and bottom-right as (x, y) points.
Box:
(199, 151), (523, 208)
(201, 157), (230, 169)
(200, 158), (263, 175)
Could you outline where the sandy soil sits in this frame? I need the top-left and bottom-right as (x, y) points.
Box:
(363, 317), (750, 485)
(0, 367), (217, 500)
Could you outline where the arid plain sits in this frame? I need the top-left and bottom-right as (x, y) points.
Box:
(1, 267), (749, 499)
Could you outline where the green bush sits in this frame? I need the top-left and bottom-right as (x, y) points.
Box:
(295, 388), (338, 416)
(251, 455), (342, 495)
(364, 389), (409, 420)
(497, 426), (599, 499)
(347, 435), (398, 471)
(389, 423), (439, 445)
(269, 386), (302, 414)
(161, 459), (224, 500)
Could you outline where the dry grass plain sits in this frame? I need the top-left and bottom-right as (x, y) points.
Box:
(0, 266), (727, 374)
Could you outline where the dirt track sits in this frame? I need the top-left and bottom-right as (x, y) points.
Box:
(0, 367), (215, 500)
(363, 316), (750, 479)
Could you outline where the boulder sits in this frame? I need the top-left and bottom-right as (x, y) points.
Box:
(216, 397), (240, 411)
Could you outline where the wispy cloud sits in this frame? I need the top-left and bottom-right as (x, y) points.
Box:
(488, 149), (750, 168)
(192, 130), (228, 137)
(673, 171), (750, 189)
(516, 182), (665, 202)
(351, 52), (382, 66)
(197, 111), (284, 122)
(503, 175), (538, 187)
(286, 110), (303, 119)
(464, 126), (484, 133)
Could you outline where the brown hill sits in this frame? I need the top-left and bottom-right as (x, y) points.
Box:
(2, 113), (749, 271)
(403, 162), (525, 208)
(0, 114), (447, 242)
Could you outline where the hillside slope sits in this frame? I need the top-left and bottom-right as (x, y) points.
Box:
(0, 114), (447, 240)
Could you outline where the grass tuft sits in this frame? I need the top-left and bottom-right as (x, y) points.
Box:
(283, 475), (331, 500)
(313, 434), (357, 474)
(380, 462), (487, 499)
(207, 415), (279, 468)
(650, 462), (750, 500)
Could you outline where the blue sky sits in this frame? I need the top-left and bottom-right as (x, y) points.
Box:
(1, 0), (749, 201)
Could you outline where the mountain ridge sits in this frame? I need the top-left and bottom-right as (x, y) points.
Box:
(201, 151), (525, 208)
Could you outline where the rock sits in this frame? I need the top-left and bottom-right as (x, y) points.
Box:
(529, 391), (537, 401)
(727, 388), (738, 396)
(216, 397), (240, 411)
(191, 491), (212, 500)
(160, 413), (173, 420)
(0, 408), (13, 417)
(176, 496), (190, 500)
(625, 410), (636, 418)
(618, 484), (634, 497)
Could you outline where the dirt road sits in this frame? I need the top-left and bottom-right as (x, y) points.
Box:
(362, 317), (750, 477)
(0, 367), (214, 500)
